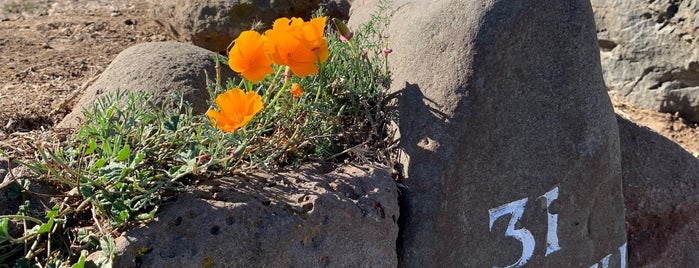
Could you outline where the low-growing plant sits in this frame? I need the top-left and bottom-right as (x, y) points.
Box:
(0, 2), (392, 267)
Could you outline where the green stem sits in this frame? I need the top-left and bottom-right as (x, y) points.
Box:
(214, 54), (222, 93)
(263, 66), (285, 103)
(313, 58), (326, 103)
(348, 39), (359, 59)
(267, 75), (290, 113)
(245, 80), (253, 92)
(0, 215), (44, 225)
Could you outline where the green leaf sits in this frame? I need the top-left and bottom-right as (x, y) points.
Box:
(164, 115), (180, 131)
(0, 218), (10, 243)
(37, 217), (54, 234)
(46, 204), (60, 219)
(12, 257), (37, 268)
(70, 250), (87, 268)
(100, 162), (127, 182)
(95, 158), (108, 168)
(7, 183), (21, 200)
(76, 228), (90, 243)
(118, 167), (134, 180)
(18, 200), (29, 214)
(99, 235), (116, 258)
(79, 184), (94, 198)
(116, 144), (130, 162)
(136, 206), (158, 221)
(118, 210), (129, 223)
(132, 152), (146, 166)
(37, 204), (60, 234)
(85, 139), (97, 155)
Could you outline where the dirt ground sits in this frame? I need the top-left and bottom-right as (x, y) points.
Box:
(0, 0), (170, 157)
(0, 0), (697, 160)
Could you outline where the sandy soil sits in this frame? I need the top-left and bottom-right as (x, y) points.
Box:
(0, 0), (171, 157)
(0, 0), (697, 160)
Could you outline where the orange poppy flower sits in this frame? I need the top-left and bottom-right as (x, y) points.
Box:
(206, 88), (264, 132)
(263, 17), (329, 77)
(290, 17), (328, 55)
(228, 30), (274, 83)
(290, 83), (303, 98)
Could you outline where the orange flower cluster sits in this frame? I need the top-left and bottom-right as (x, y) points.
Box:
(208, 16), (327, 133)
(229, 17), (329, 81)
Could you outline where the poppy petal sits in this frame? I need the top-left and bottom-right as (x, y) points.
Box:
(228, 30), (273, 82)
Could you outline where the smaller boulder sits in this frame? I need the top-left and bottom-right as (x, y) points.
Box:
(618, 115), (699, 267)
(57, 41), (234, 129)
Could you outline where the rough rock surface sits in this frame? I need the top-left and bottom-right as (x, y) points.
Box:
(110, 164), (399, 267)
(57, 41), (234, 129)
(351, 0), (626, 267)
(592, 0), (699, 122)
(148, 0), (351, 54)
(617, 116), (699, 267)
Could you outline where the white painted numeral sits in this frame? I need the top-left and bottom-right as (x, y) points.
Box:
(540, 186), (561, 256)
(589, 254), (611, 268)
(489, 186), (626, 268)
(600, 254), (612, 268)
(489, 198), (535, 268)
(590, 242), (627, 267)
(619, 242), (627, 268)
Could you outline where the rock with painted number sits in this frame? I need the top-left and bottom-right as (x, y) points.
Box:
(351, 0), (627, 266)
(617, 116), (699, 267)
(108, 164), (399, 267)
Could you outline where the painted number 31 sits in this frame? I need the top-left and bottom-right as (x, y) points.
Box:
(488, 186), (561, 268)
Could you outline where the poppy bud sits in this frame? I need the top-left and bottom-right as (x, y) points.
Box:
(332, 18), (354, 42)
(383, 48), (393, 55)
(290, 83), (304, 98)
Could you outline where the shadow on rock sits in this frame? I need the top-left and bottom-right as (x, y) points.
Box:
(618, 115), (699, 267)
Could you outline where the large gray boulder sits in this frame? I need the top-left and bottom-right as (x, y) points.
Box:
(617, 115), (699, 267)
(351, 0), (626, 267)
(592, 0), (699, 122)
(57, 41), (233, 129)
(110, 164), (399, 267)
(149, 0), (351, 53)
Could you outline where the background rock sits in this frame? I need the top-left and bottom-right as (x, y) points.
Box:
(592, 0), (699, 122)
(57, 41), (234, 129)
(110, 164), (399, 267)
(149, 0), (351, 54)
(351, 0), (626, 267)
(617, 115), (699, 267)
